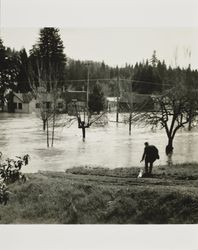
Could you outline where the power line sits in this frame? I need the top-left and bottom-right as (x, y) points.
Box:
(18, 78), (173, 87)
(119, 78), (173, 87)
(65, 79), (87, 82)
(65, 78), (172, 87)
(71, 77), (172, 87)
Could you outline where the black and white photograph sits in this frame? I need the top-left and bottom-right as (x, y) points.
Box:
(0, 0), (198, 249)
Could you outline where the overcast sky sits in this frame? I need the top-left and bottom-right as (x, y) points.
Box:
(1, 27), (198, 69)
(1, 0), (198, 68)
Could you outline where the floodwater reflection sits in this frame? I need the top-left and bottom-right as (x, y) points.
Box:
(0, 113), (197, 173)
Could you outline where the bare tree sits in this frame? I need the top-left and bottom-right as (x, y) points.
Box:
(119, 80), (133, 135)
(134, 84), (198, 155)
(119, 79), (153, 135)
(29, 59), (63, 147)
(71, 99), (108, 141)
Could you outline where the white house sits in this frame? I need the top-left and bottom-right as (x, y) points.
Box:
(106, 97), (119, 112)
(4, 92), (37, 113)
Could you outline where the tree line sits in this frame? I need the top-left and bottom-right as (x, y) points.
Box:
(1, 28), (198, 97)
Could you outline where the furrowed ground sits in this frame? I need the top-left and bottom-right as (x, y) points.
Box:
(0, 163), (198, 224)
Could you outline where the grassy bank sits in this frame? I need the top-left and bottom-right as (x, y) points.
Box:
(0, 163), (198, 224)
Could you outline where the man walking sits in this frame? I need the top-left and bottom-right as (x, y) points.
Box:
(140, 142), (159, 176)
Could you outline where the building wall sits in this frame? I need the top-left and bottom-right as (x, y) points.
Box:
(107, 101), (117, 112)
(13, 96), (37, 113)
(28, 99), (37, 113)
(13, 96), (24, 113)
(56, 98), (66, 112)
(14, 103), (29, 113)
(67, 101), (86, 116)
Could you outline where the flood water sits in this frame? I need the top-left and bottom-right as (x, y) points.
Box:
(0, 113), (197, 173)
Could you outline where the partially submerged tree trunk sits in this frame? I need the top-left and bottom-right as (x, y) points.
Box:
(46, 118), (49, 147)
(42, 119), (46, 131)
(78, 118), (89, 142)
(129, 113), (132, 135)
(82, 126), (86, 141)
(51, 109), (56, 147)
(188, 110), (193, 131)
(166, 137), (174, 155)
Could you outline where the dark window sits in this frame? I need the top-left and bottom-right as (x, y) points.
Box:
(46, 102), (51, 109)
(18, 103), (22, 110)
(36, 103), (40, 108)
(58, 102), (63, 109)
(14, 103), (17, 109)
(43, 102), (51, 109)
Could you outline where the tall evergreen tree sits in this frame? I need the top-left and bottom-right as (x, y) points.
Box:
(29, 27), (66, 90)
(88, 82), (106, 114)
(16, 48), (31, 93)
(0, 39), (20, 109)
(150, 50), (158, 67)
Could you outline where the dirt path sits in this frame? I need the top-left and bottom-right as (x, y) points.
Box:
(39, 171), (198, 192)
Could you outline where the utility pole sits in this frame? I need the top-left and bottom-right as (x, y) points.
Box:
(84, 62), (91, 123)
(86, 62), (90, 123)
(116, 67), (120, 123)
(129, 79), (133, 135)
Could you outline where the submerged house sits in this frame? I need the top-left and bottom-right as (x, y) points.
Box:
(131, 93), (154, 111)
(106, 97), (119, 112)
(63, 91), (87, 116)
(5, 92), (37, 113)
(33, 88), (86, 115)
(107, 93), (155, 113)
(35, 91), (66, 114)
(4, 89), (87, 115)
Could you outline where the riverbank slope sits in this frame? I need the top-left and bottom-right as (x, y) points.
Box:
(0, 163), (198, 224)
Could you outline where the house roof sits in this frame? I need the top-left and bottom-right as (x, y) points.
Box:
(106, 97), (119, 102)
(14, 92), (35, 103)
(120, 93), (153, 103)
